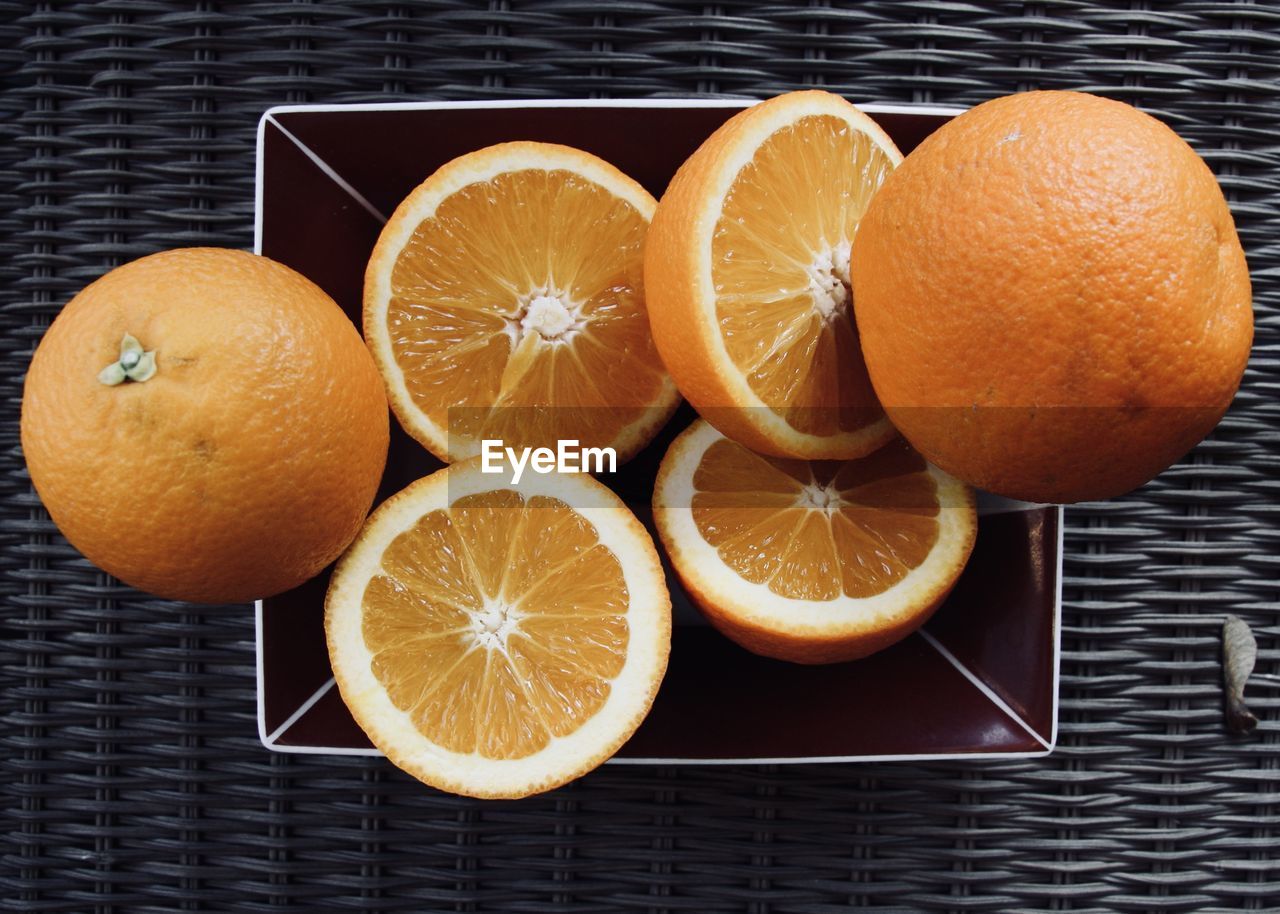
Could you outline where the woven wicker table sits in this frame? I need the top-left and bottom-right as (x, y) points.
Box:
(2, 2), (1276, 911)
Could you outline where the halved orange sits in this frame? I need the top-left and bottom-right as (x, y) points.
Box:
(365, 141), (681, 463)
(653, 420), (976, 663)
(645, 90), (903, 460)
(326, 460), (670, 798)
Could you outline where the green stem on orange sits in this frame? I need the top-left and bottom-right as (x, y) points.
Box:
(98, 333), (157, 386)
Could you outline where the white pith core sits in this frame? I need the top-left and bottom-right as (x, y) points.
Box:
(797, 483), (842, 514)
(470, 599), (521, 650)
(807, 240), (852, 321)
(509, 290), (585, 343)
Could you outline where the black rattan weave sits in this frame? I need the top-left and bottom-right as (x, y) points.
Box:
(2, 2), (1277, 911)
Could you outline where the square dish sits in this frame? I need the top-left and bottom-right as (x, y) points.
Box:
(254, 99), (1062, 763)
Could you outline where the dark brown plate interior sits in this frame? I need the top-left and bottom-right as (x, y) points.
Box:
(256, 101), (1060, 761)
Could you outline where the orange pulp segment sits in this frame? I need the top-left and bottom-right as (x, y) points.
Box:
(691, 436), (940, 601)
(361, 488), (629, 760)
(326, 461), (670, 798)
(367, 142), (679, 462)
(712, 114), (896, 438)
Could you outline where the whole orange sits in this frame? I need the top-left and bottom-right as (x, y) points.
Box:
(851, 91), (1252, 503)
(21, 248), (389, 603)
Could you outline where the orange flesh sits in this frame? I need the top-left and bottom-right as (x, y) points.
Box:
(691, 437), (940, 599)
(387, 169), (665, 451)
(711, 114), (895, 436)
(361, 490), (629, 760)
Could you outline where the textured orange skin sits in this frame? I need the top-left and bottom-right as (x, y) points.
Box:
(645, 100), (777, 454)
(645, 91), (900, 460)
(21, 248), (390, 603)
(851, 91), (1253, 504)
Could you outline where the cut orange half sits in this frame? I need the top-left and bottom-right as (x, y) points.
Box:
(326, 461), (671, 798)
(365, 142), (681, 463)
(645, 90), (903, 460)
(653, 420), (976, 664)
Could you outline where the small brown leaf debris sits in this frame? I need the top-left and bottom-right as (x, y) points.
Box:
(1223, 614), (1259, 735)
